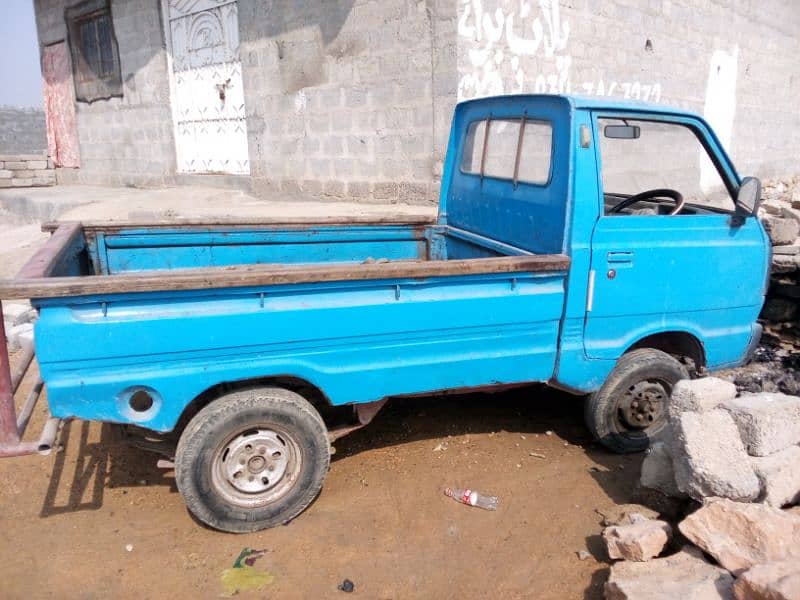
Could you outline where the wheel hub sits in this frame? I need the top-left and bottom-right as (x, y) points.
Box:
(620, 380), (667, 429)
(219, 430), (291, 494)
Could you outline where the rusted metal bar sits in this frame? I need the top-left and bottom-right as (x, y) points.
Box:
(0, 416), (61, 458)
(10, 345), (34, 395)
(479, 115), (492, 180)
(512, 114), (527, 187)
(0, 302), (20, 447)
(16, 377), (44, 436)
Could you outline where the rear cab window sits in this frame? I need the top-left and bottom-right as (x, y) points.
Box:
(461, 118), (553, 186)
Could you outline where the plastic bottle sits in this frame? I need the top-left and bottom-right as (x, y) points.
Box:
(444, 487), (498, 511)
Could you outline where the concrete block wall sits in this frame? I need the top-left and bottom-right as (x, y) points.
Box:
(0, 154), (56, 188)
(0, 107), (47, 155)
(34, 0), (176, 188)
(239, 0), (448, 203)
(29, 0), (800, 203)
(453, 0), (800, 183)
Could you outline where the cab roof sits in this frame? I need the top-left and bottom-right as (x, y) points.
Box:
(456, 93), (703, 120)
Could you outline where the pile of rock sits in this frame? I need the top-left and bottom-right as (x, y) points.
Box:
(602, 377), (800, 599)
(760, 178), (800, 327)
(1, 301), (36, 352)
(603, 500), (800, 599)
(642, 377), (800, 507)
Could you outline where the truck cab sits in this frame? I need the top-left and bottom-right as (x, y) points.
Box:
(440, 95), (768, 452)
(0, 95), (769, 532)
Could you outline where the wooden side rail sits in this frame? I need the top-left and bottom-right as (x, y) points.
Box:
(0, 253), (571, 300)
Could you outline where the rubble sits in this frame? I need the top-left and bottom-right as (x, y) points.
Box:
(604, 547), (734, 600)
(678, 499), (800, 575)
(733, 559), (800, 600)
(722, 393), (800, 457)
(670, 409), (760, 502)
(602, 513), (671, 562)
(751, 445), (800, 508)
(762, 215), (800, 246)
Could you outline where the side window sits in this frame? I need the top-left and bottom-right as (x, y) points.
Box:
(66, 0), (123, 103)
(461, 118), (552, 185)
(598, 118), (734, 215)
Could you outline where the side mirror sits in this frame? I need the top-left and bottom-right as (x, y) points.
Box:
(604, 125), (641, 139)
(736, 176), (762, 216)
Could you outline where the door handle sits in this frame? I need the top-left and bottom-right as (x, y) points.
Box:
(607, 251), (634, 264)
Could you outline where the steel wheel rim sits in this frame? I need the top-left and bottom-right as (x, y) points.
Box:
(211, 425), (302, 509)
(617, 379), (669, 431)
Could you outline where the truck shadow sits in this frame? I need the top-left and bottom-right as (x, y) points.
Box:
(39, 420), (176, 518)
(332, 383), (643, 506)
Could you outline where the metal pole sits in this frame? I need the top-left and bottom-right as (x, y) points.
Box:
(0, 301), (21, 445)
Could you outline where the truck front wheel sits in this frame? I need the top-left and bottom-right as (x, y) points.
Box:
(585, 349), (688, 454)
(175, 387), (330, 533)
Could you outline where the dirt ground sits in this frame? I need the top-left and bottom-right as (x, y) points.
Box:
(0, 367), (642, 599)
(0, 191), (636, 598)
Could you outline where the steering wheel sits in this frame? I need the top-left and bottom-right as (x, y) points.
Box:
(609, 188), (685, 215)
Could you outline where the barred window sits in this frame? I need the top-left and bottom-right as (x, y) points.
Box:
(66, 0), (122, 102)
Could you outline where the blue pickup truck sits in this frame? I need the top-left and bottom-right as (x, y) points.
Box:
(0, 95), (769, 532)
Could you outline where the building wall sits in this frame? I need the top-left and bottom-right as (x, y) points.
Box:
(34, 0), (176, 187)
(32, 0), (800, 201)
(0, 107), (47, 155)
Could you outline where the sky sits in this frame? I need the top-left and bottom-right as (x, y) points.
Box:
(0, 0), (44, 108)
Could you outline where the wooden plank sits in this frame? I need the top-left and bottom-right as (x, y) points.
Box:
(16, 222), (83, 280)
(41, 215), (436, 233)
(0, 254), (571, 300)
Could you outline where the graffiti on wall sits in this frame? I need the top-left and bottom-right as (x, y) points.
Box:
(456, 0), (662, 103)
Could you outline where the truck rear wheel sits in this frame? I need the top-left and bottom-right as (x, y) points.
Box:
(175, 387), (330, 533)
(585, 349), (688, 454)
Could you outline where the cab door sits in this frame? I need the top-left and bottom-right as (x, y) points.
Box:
(583, 113), (768, 367)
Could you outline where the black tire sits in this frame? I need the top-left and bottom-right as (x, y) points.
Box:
(175, 387), (330, 533)
(585, 348), (688, 454)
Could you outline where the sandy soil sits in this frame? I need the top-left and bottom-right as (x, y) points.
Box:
(0, 370), (640, 600)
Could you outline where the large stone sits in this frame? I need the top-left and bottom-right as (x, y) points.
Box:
(640, 442), (685, 498)
(671, 410), (760, 501)
(733, 559), (800, 600)
(605, 546), (734, 600)
(762, 216), (800, 246)
(771, 255), (800, 274)
(751, 445), (800, 508)
(678, 499), (800, 575)
(603, 513), (671, 561)
(723, 393), (800, 457)
(670, 378), (738, 417)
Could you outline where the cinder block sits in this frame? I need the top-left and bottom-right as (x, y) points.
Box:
(4, 161), (28, 170)
(11, 178), (34, 187)
(751, 445), (800, 507)
(11, 169), (35, 178)
(670, 409), (760, 501)
(723, 393), (800, 457)
(26, 160), (48, 170)
(0, 169), (12, 178)
(669, 377), (737, 417)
